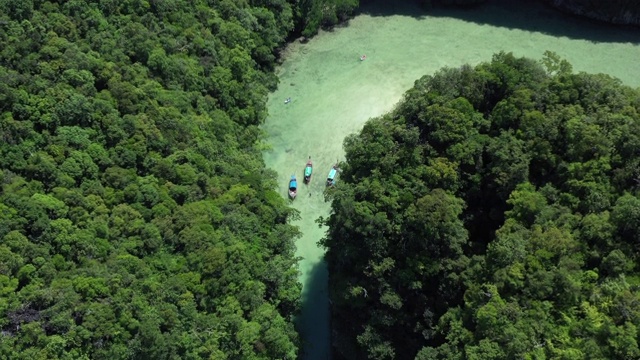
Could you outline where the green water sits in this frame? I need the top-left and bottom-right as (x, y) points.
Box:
(262, 1), (639, 359)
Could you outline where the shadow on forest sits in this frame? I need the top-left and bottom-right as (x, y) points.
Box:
(297, 259), (331, 360)
(356, 0), (640, 45)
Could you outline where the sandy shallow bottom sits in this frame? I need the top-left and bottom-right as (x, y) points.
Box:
(262, 1), (640, 359)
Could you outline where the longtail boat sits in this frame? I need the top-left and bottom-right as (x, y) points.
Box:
(327, 164), (338, 186)
(288, 175), (298, 199)
(304, 157), (313, 184)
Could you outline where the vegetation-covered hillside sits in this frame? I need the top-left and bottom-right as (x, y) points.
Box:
(321, 52), (640, 359)
(0, 0), (348, 358)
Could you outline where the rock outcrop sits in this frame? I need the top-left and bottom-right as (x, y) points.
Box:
(543, 0), (640, 26)
(427, 0), (640, 26)
(436, 0), (487, 4)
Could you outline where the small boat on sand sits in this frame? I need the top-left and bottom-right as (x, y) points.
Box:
(327, 164), (339, 186)
(304, 157), (313, 184)
(288, 175), (298, 199)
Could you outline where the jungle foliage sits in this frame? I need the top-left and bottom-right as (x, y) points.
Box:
(298, 0), (360, 37)
(0, 0), (342, 358)
(321, 52), (640, 359)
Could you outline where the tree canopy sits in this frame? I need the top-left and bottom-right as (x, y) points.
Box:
(0, 0), (324, 358)
(321, 52), (640, 359)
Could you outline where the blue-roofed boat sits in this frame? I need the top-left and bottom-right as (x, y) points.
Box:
(288, 175), (298, 199)
(327, 164), (339, 186)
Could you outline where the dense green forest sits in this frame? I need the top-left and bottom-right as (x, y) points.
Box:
(2, 0), (639, 358)
(321, 52), (640, 359)
(0, 0), (363, 358)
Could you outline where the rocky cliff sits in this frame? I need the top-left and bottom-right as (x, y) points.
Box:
(436, 0), (487, 4)
(544, 0), (640, 26)
(429, 0), (640, 26)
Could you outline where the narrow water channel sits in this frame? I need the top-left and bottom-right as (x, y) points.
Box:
(262, 1), (639, 359)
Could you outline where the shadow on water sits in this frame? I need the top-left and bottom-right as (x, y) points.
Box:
(357, 0), (640, 44)
(297, 259), (331, 360)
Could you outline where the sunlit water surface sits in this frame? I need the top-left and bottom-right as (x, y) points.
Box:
(262, 1), (640, 359)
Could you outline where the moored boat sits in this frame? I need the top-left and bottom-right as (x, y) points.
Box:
(288, 175), (298, 199)
(327, 164), (338, 186)
(304, 157), (313, 184)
